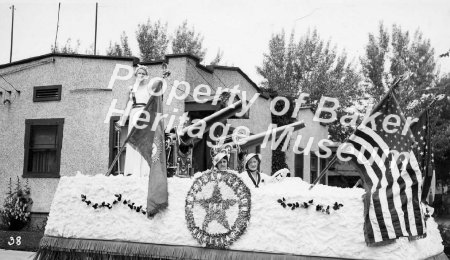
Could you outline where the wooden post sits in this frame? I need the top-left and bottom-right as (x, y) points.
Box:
(9, 5), (15, 63)
(53, 3), (61, 53)
(94, 3), (98, 55)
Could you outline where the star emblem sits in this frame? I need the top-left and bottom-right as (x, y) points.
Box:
(185, 170), (251, 249)
(197, 184), (237, 232)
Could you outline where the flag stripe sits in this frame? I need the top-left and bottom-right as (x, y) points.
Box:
(408, 153), (425, 234)
(343, 92), (426, 244)
(352, 129), (401, 239)
(349, 138), (397, 240)
(347, 141), (384, 243)
(388, 155), (409, 236)
(396, 170), (412, 237)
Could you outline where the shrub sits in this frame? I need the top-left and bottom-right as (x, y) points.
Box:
(438, 224), (450, 257)
(0, 177), (33, 231)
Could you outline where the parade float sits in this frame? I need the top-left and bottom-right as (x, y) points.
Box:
(34, 74), (446, 260)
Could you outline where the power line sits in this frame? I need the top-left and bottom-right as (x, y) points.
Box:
(0, 74), (19, 103)
(0, 74), (19, 93)
(210, 68), (230, 89)
(0, 84), (9, 92)
(187, 60), (217, 93)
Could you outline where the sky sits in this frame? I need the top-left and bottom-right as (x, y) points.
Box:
(0, 0), (449, 84)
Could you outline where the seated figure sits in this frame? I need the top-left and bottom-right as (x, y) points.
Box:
(212, 152), (229, 171)
(240, 153), (270, 188)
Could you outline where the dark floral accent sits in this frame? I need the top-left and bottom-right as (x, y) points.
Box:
(80, 194), (146, 215)
(277, 198), (343, 214)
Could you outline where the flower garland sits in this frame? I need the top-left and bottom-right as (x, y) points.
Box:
(185, 169), (251, 249)
(277, 198), (343, 214)
(80, 194), (147, 215)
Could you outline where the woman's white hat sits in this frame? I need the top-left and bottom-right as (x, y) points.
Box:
(244, 153), (261, 169)
(134, 65), (148, 76)
(213, 152), (229, 167)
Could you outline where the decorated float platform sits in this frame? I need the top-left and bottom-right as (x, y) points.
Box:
(34, 170), (446, 260)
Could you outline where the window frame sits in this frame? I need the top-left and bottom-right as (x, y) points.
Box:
(310, 153), (318, 184)
(295, 152), (304, 179)
(108, 116), (128, 175)
(23, 118), (64, 178)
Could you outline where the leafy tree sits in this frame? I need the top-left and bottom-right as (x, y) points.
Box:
(85, 44), (94, 55)
(360, 23), (389, 99)
(106, 42), (123, 57)
(430, 75), (450, 164)
(171, 20), (206, 60)
(120, 32), (132, 57)
(210, 49), (224, 65)
(106, 32), (132, 57)
(361, 23), (438, 115)
(51, 38), (81, 54)
(136, 19), (169, 61)
(361, 23), (450, 164)
(258, 29), (363, 142)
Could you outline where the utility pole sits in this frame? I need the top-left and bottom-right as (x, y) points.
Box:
(9, 5), (15, 63)
(94, 2), (98, 55)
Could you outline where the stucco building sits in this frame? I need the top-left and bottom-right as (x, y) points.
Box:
(0, 53), (331, 223)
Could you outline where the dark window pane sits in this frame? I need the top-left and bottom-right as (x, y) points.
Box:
(110, 119), (128, 175)
(30, 125), (57, 148)
(24, 118), (64, 177)
(28, 149), (57, 173)
(295, 153), (304, 178)
(320, 157), (327, 184)
(311, 171), (317, 183)
(311, 153), (318, 183)
(311, 154), (318, 171)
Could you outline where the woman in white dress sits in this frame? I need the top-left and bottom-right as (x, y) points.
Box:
(116, 66), (152, 177)
(240, 153), (269, 188)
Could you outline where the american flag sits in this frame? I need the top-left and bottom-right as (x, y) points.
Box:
(342, 92), (426, 245)
(410, 109), (434, 202)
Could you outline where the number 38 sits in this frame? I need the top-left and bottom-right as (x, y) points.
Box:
(7, 236), (21, 246)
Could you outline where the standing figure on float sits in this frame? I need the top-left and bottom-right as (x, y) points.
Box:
(116, 65), (153, 177)
(240, 153), (269, 188)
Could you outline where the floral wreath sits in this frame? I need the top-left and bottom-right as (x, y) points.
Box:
(185, 169), (251, 249)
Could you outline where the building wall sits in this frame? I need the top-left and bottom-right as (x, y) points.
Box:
(213, 69), (272, 174)
(285, 108), (329, 183)
(0, 55), (272, 214)
(0, 56), (135, 212)
(146, 57), (187, 127)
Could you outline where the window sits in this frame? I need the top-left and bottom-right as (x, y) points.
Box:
(319, 157), (327, 185)
(109, 116), (128, 175)
(295, 152), (304, 179)
(33, 85), (62, 102)
(310, 153), (318, 184)
(23, 119), (64, 178)
(319, 148), (329, 185)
